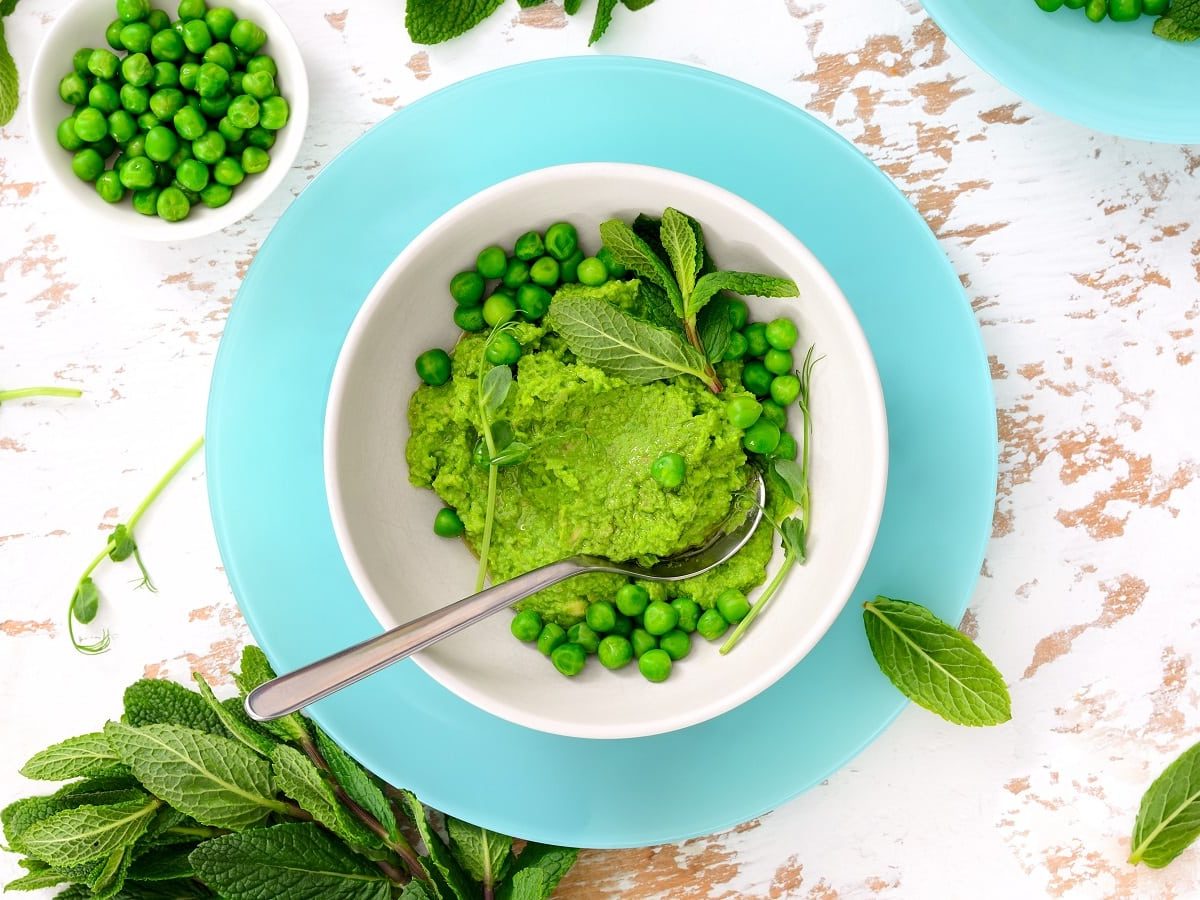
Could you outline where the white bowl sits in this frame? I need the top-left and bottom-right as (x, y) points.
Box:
(28, 0), (307, 241)
(326, 163), (888, 740)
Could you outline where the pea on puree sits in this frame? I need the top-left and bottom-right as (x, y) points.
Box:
(407, 324), (775, 626)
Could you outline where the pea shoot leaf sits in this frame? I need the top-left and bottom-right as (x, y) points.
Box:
(405, 0), (504, 44)
(480, 365), (512, 420)
(1129, 739), (1200, 868)
(71, 578), (100, 624)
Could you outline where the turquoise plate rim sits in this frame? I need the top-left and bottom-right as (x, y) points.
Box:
(921, 0), (1200, 144)
(207, 56), (998, 849)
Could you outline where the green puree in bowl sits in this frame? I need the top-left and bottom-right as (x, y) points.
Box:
(406, 324), (776, 626)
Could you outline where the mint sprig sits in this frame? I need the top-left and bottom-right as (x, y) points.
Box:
(1153, 0), (1200, 42)
(3, 647), (578, 899)
(405, 0), (653, 45)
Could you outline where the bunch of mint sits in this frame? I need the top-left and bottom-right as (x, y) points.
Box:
(406, 0), (655, 47)
(2, 646), (576, 899)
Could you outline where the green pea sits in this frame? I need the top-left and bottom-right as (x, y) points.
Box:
(764, 317), (799, 350)
(630, 628), (657, 658)
(482, 292), (518, 327)
(536, 622), (566, 656)
(432, 507), (465, 538)
(150, 28), (185, 60)
(517, 283), (551, 319)
(596, 246), (625, 278)
(119, 155), (156, 188)
(484, 332), (521, 366)
(610, 615), (633, 638)
(203, 41), (236, 71)
(763, 348), (793, 376)
(87, 50), (118, 81)
(117, 0), (150, 22)
(204, 7), (236, 40)
(501, 258), (529, 289)
(670, 597), (700, 633)
(170, 107), (204, 141)
(723, 331), (748, 361)
(551, 642), (587, 676)
(241, 146), (269, 174)
(658, 629), (691, 661)
(87, 82), (119, 114)
(577, 257), (607, 287)
(743, 322), (770, 357)
(73, 107), (108, 142)
(152, 61), (180, 89)
(179, 61), (200, 90)
(770, 374), (801, 406)
(638, 648), (672, 683)
(117, 83), (147, 114)
(474, 245), (506, 279)
(194, 61), (229, 98)
(453, 305), (486, 332)
(154, 185), (190, 221)
(149, 87), (185, 120)
(246, 125), (274, 149)
(154, 160), (174, 186)
(213, 155), (244, 186)
(759, 398), (787, 429)
(94, 170), (124, 203)
(448, 270), (485, 306)
(650, 452), (685, 489)
(179, 19), (211, 54)
(1034, 0), (1064, 8)
(146, 9), (170, 32)
(108, 110), (138, 144)
(727, 298), (749, 330)
(221, 95), (257, 129)
(742, 418), (781, 455)
(716, 589), (751, 624)
(56, 116), (85, 151)
(567, 622), (600, 654)
(616, 583), (649, 618)
(168, 139), (192, 164)
(72, 48), (94, 77)
(191, 129), (226, 163)
(105, 19), (126, 50)
(597, 635), (633, 670)
(1108, 0), (1141, 18)
(726, 395), (762, 429)
(585, 600), (617, 633)
(643, 600), (679, 636)
(741, 361), (773, 397)
(230, 18), (267, 53)
(773, 432), (798, 461)
(131, 186), (160, 215)
(199, 93), (232, 118)
(144, 125), (178, 162)
(241, 70), (276, 100)
(696, 608), (728, 641)
(118, 22), (153, 53)
(530, 256), (560, 287)
(1085, 0), (1108, 20)
(513, 230), (544, 261)
(544, 222), (578, 261)
(510, 609), (542, 642)
(199, 181), (232, 208)
(246, 54), (277, 77)
(227, 70), (244, 95)
(178, 0), (207, 19)
(415, 348), (451, 386)
(559, 248), (584, 283)
(214, 115), (243, 142)
(1143, 0), (1168, 11)
(172, 158), (207, 192)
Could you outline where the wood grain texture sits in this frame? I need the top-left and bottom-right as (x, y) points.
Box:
(2, 0), (1199, 897)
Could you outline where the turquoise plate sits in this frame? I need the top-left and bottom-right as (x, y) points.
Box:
(922, 0), (1200, 143)
(207, 57), (996, 849)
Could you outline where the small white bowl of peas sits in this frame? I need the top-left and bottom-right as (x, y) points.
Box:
(29, 0), (307, 240)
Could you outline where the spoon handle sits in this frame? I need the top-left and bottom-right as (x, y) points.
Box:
(244, 558), (586, 722)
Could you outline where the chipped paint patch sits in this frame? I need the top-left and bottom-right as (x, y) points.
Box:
(1025, 575), (1147, 679)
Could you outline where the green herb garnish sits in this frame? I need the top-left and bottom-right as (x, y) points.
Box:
(0, 0), (20, 127)
(68, 436), (204, 654)
(3, 647), (578, 898)
(1153, 0), (1200, 41)
(1130, 739), (1200, 868)
(0, 386), (83, 404)
(406, 0), (652, 46)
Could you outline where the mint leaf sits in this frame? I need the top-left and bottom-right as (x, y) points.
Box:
(20, 796), (160, 867)
(599, 219), (684, 314)
(400, 791), (476, 900)
(233, 646), (311, 746)
(623, 0), (656, 8)
(1153, 12), (1200, 42)
(631, 214), (668, 263)
(189, 822), (391, 900)
(696, 296), (731, 362)
(660, 208), (699, 300)
(517, 0), (547, 6)
(495, 843), (577, 900)
(0, 21), (17, 128)
(3, 787), (145, 855)
(314, 727), (398, 843)
(3, 858), (70, 891)
(20, 732), (126, 781)
(190, 673), (276, 757)
(547, 293), (712, 387)
(405, 0), (504, 44)
(104, 722), (283, 830)
(123, 680), (225, 737)
(1130, 739), (1200, 868)
(128, 845), (195, 881)
(269, 744), (383, 856)
(635, 281), (682, 331)
(589, 0), (618, 44)
(862, 597), (1011, 727)
(446, 817), (512, 887)
(687, 271), (798, 319)
(400, 880), (438, 900)
(0, 0), (20, 18)
(563, 0), (582, 12)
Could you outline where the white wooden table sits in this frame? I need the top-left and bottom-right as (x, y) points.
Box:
(3, 1), (1199, 897)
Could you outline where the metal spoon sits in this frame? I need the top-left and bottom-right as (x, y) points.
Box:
(245, 474), (766, 722)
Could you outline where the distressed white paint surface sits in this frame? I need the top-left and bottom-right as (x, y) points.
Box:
(3, 1), (1200, 897)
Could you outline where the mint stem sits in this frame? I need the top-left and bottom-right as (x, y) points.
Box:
(127, 435), (205, 530)
(0, 386), (83, 403)
(683, 316), (722, 393)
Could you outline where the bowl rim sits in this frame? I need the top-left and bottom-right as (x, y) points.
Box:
(26, 0), (309, 242)
(324, 161), (890, 740)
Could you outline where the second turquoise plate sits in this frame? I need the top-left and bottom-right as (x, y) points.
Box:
(207, 57), (996, 849)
